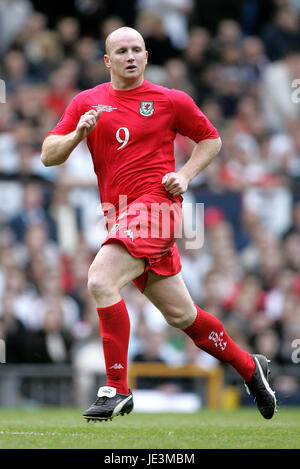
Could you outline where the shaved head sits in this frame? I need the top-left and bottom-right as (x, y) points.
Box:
(105, 27), (146, 55)
(103, 26), (148, 90)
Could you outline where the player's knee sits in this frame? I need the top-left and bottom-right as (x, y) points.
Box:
(163, 305), (196, 330)
(87, 271), (118, 300)
(165, 315), (188, 329)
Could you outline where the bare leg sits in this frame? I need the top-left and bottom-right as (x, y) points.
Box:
(143, 271), (197, 329)
(87, 241), (145, 306)
(143, 271), (255, 382)
(86, 241), (145, 395)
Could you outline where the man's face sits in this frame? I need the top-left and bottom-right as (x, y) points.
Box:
(104, 30), (148, 83)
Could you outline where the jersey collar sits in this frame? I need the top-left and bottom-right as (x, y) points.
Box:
(109, 79), (149, 96)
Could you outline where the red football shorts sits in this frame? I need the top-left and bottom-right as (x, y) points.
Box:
(101, 193), (182, 292)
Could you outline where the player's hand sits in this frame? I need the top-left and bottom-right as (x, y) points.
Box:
(162, 172), (189, 196)
(75, 109), (101, 140)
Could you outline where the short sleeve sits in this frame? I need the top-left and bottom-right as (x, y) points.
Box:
(170, 89), (219, 143)
(45, 94), (82, 138)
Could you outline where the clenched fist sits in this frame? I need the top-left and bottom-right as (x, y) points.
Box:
(162, 172), (189, 196)
(75, 109), (102, 140)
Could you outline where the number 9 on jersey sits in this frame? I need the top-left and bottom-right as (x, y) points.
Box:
(116, 127), (130, 150)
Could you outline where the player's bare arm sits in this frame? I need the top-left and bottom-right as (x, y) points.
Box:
(41, 109), (101, 167)
(162, 136), (222, 196)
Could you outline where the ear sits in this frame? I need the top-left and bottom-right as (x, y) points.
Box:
(104, 54), (111, 69)
(145, 50), (148, 64)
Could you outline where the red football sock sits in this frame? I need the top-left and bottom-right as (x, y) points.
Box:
(183, 305), (255, 381)
(97, 299), (130, 394)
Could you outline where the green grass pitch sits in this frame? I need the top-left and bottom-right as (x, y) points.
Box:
(0, 407), (299, 449)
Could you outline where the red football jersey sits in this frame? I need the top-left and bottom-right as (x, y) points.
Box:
(46, 79), (219, 212)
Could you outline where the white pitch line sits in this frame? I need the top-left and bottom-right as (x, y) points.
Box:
(0, 430), (99, 438)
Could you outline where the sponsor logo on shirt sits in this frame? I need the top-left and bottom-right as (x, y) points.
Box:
(139, 101), (154, 116)
(92, 104), (117, 112)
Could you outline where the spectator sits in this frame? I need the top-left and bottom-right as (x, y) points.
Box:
(2, 49), (33, 94)
(261, 47), (300, 132)
(137, 0), (194, 50)
(0, 292), (31, 363)
(0, 0), (33, 55)
(56, 17), (81, 58)
(27, 302), (74, 364)
(262, 6), (300, 61)
(136, 10), (179, 66)
(164, 58), (197, 98)
(241, 36), (269, 84)
(43, 62), (79, 118)
(242, 175), (293, 237)
(25, 30), (64, 81)
(183, 26), (211, 87)
(9, 181), (57, 243)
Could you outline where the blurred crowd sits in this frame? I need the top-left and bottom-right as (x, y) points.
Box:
(0, 0), (300, 406)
